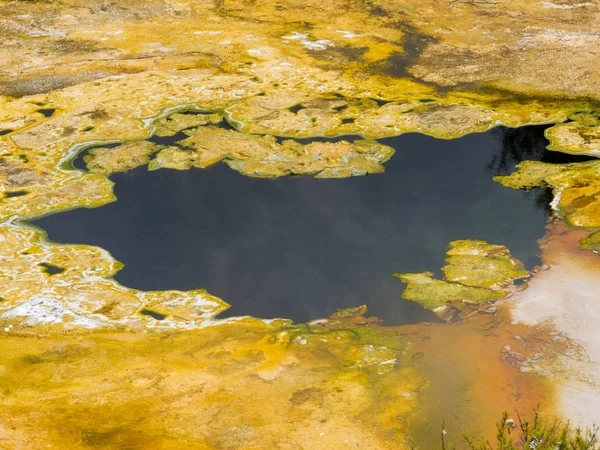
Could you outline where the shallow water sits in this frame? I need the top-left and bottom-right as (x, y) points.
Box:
(34, 126), (565, 324)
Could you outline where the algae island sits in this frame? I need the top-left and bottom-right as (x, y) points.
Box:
(1, 0), (600, 448)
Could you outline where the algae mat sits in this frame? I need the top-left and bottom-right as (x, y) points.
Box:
(1, 0), (600, 447)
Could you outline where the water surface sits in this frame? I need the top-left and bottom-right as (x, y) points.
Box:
(34, 126), (565, 324)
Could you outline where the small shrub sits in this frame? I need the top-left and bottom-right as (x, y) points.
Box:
(440, 409), (598, 450)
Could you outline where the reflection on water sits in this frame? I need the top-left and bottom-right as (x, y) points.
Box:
(34, 127), (557, 324)
(489, 125), (593, 177)
(487, 125), (595, 217)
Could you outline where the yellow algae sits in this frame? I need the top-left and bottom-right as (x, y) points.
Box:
(328, 304), (370, 319)
(0, 170), (116, 223)
(153, 112), (223, 137)
(3, 0), (600, 101)
(363, 42), (405, 63)
(493, 160), (576, 189)
(496, 160), (600, 229)
(289, 328), (400, 374)
(228, 94), (521, 139)
(0, 303), (563, 449)
(0, 316), (429, 449)
(84, 141), (163, 176)
(148, 125), (395, 177)
(443, 240), (529, 289)
(0, 224), (230, 329)
(546, 166), (600, 228)
(546, 113), (600, 157)
(394, 240), (528, 312)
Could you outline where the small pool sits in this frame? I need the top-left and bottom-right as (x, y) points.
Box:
(33, 125), (577, 324)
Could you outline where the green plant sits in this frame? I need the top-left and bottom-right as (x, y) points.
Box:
(441, 410), (599, 450)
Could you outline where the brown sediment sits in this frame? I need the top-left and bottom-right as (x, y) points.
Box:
(401, 305), (558, 448)
(536, 221), (595, 261)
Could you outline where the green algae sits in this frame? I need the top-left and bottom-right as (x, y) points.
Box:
(394, 240), (528, 312)
(393, 272), (506, 311)
(579, 230), (600, 253)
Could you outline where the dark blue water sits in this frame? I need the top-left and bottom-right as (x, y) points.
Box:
(33, 126), (576, 324)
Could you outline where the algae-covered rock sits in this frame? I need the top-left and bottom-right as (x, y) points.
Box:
(493, 160), (574, 189)
(443, 240), (529, 289)
(496, 114), (600, 235)
(580, 230), (600, 253)
(153, 112), (223, 137)
(0, 224), (230, 329)
(544, 164), (600, 228)
(496, 160), (600, 228)
(546, 113), (600, 157)
(149, 125), (394, 178)
(329, 304), (369, 319)
(84, 141), (163, 176)
(394, 240), (528, 312)
(393, 272), (506, 311)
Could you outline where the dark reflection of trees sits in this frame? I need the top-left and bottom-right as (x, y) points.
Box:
(488, 125), (548, 176)
(487, 125), (594, 216)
